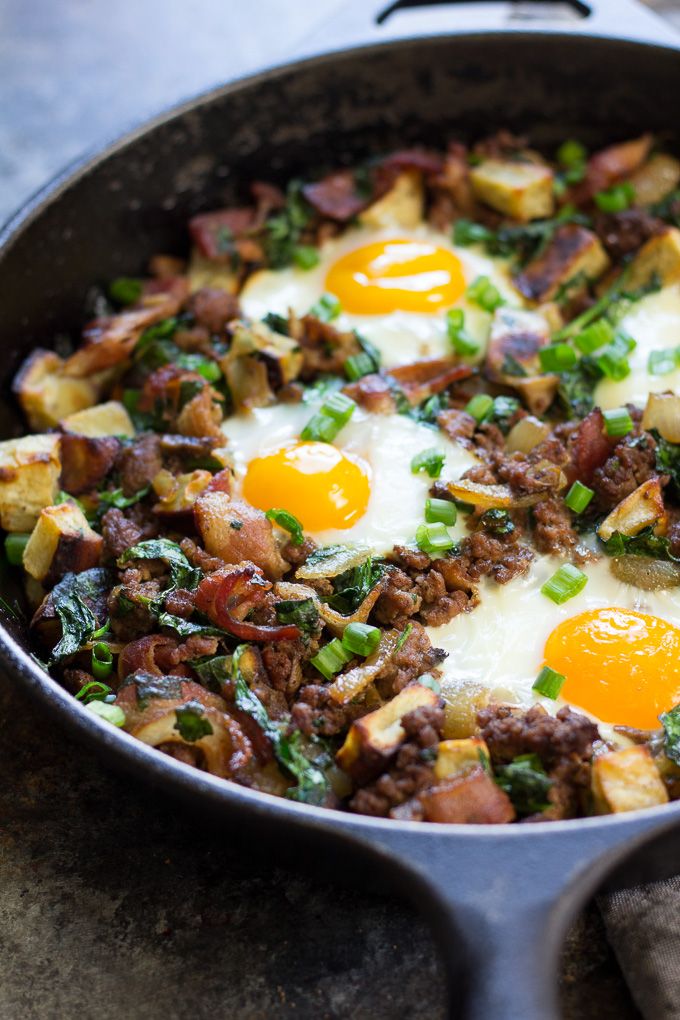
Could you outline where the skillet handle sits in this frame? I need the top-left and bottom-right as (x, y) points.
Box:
(294, 0), (676, 53)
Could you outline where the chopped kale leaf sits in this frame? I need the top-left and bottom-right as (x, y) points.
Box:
(174, 700), (214, 742)
(495, 753), (553, 816)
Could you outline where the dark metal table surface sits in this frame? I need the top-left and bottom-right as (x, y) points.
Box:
(2, 1), (678, 1016)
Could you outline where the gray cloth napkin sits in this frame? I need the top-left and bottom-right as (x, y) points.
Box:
(599, 878), (680, 1019)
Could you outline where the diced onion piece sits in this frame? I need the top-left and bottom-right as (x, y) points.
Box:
(446, 478), (545, 509)
(641, 391), (680, 443)
(505, 416), (550, 454)
(327, 630), (402, 704)
(295, 544), (373, 581)
(597, 477), (665, 541)
(609, 555), (680, 590)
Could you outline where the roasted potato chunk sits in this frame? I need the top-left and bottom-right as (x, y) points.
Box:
(194, 490), (289, 580)
(0, 434), (61, 531)
(23, 501), (103, 585)
(359, 170), (424, 229)
(421, 767), (516, 824)
(630, 153), (680, 206)
(597, 477), (666, 542)
(152, 468), (213, 517)
(435, 738), (490, 780)
(336, 684), (439, 782)
(470, 159), (554, 221)
(188, 249), (239, 294)
(485, 307), (558, 414)
(60, 400), (135, 438)
(515, 225), (610, 303)
(13, 349), (98, 430)
(592, 746), (668, 814)
(626, 226), (680, 291)
(220, 320), (303, 411)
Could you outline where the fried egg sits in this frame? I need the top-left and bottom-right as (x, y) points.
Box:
(595, 284), (680, 409)
(428, 554), (680, 733)
(221, 402), (478, 552)
(239, 224), (522, 368)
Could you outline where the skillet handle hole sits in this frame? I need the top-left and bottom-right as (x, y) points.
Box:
(375, 0), (592, 28)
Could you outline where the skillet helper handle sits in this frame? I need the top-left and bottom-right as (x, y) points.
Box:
(294, 0), (676, 53)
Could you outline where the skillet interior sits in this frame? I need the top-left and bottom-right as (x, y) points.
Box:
(3, 31), (680, 1019)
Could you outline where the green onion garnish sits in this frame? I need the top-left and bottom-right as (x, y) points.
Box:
(564, 481), (594, 514)
(603, 406), (633, 438)
(109, 276), (142, 306)
(293, 245), (320, 270)
(86, 700), (126, 727)
(301, 391), (356, 443)
(594, 182), (635, 213)
(176, 353), (222, 382)
(266, 508), (304, 546)
(4, 532), (30, 566)
(309, 292), (341, 322)
(453, 219), (494, 247)
(341, 622), (381, 657)
(446, 308), (479, 356)
(557, 140), (587, 167)
(465, 393), (494, 423)
(466, 275), (505, 313)
(310, 638), (353, 681)
(411, 448), (445, 479)
(541, 563), (588, 604)
(344, 352), (376, 381)
(91, 642), (113, 681)
(425, 498), (457, 526)
(75, 680), (114, 704)
(574, 319), (614, 355)
(648, 347), (680, 376)
(538, 343), (577, 372)
(533, 666), (566, 700)
(417, 672), (441, 694)
(596, 346), (631, 381)
(416, 522), (455, 557)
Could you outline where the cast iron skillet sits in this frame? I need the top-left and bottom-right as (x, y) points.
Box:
(2, 1), (680, 1016)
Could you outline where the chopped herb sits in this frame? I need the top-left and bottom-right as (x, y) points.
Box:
(594, 182), (635, 213)
(157, 612), (227, 638)
(109, 276), (143, 306)
(600, 526), (678, 562)
(325, 558), (384, 615)
(174, 700), (214, 742)
(411, 448), (445, 479)
(293, 244), (320, 270)
(118, 539), (201, 590)
(557, 139), (587, 168)
(501, 354), (528, 378)
(495, 753), (553, 816)
(97, 486), (150, 515)
(49, 569), (111, 664)
(395, 622), (413, 651)
(453, 219), (495, 247)
(176, 352), (223, 382)
(262, 311), (290, 335)
(266, 508), (304, 546)
(660, 704), (680, 766)
(480, 508), (514, 535)
(454, 207), (591, 267)
(191, 655), (231, 690)
(130, 673), (184, 707)
(490, 395), (520, 432)
(263, 180), (312, 269)
(656, 435), (680, 498)
(557, 357), (602, 417)
(275, 598), (319, 636)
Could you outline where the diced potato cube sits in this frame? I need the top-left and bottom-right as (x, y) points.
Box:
(188, 249), (239, 294)
(0, 434), (61, 531)
(515, 225), (610, 303)
(60, 400), (135, 438)
(626, 227), (680, 291)
(23, 502), (103, 585)
(421, 767), (516, 824)
(597, 477), (666, 541)
(630, 153), (680, 206)
(13, 349), (98, 430)
(592, 746), (669, 814)
(435, 737), (490, 780)
(486, 307), (551, 381)
(470, 159), (554, 222)
(337, 684), (440, 782)
(359, 170), (424, 229)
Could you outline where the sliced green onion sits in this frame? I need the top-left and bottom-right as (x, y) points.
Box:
(648, 347), (680, 376)
(310, 638), (353, 681)
(557, 140), (587, 167)
(86, 700), (126, 727)
(411, 448), (445, 479)
(596, 348), (630, 381)
(465, 393), (494, 423)
(4, 532), (30, 566)
(416, 522), (455, 557)
(417, 672), (441, 693)
(176, 353), (222, 382)
(342, 622), (381, 657)
(538, 343), (577, 372)
(75, 680), (113, 704)
(574, 319), (614, 355)
(594, 182), (635, 213)
(564, 481), (594, 514)
(563, 163), (586, 185)
(293, 245), (320, 270)
(533, 666), (566, 700)
(266, 507), (304, 546)
(466, 275), (505, 313)
(91, 642), (113, 681)
(309, 292), (341, 322)
(425, 498), (457, 526)
(603, 406), (633, 438)
(453, 219), (494, 247)
(109, 276), (142, 306)
(541, 563), (588, 605)
(344, 351), (375, 381)
(301, 391), (356, 443)
(446, 308), (479, 356)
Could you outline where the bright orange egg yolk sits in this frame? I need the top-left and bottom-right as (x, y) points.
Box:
(242, 441), (370, 532)
(325, 238), (466, 315)
(544, 607), (680, 729)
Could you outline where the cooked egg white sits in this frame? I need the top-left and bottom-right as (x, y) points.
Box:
(427, 554), (680, 733)
(221, 402), (478, 553)
(240, 224), (523, 368)
(596, 284), (680, 409)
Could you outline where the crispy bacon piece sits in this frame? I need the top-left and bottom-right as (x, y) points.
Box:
(189, 208), (256, 260)
(570, 407), (616, 485)
(194, 563), (300, 642)
(60, 433), (120, 494)
(118, 634), (183, 679)
(379, 148), (444, 177)
(302, 170), (368, 222)
(572, 134), (653, 204)
(389, 358), (474, 405)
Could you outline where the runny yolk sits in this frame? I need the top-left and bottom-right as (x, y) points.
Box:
(543, 607), (680, 729)
(325, 238), (466, 315)
(242, 441), (371, 532)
